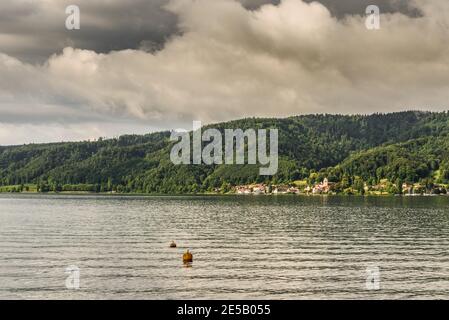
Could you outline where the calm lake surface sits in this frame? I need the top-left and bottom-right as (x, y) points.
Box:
(1, 194), (449, 299)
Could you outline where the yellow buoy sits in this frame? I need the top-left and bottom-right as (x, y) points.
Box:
(183, 250), (193, 263)
(170, 241), (177, 248)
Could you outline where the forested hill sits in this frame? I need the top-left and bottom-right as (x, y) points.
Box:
(1, 111), (449, 194)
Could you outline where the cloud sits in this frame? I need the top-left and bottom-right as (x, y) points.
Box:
(0, 0), (178, 63)
(0, 0), (448, 144)
(0, 0), (419, 63)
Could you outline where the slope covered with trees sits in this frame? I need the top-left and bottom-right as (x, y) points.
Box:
(1, 111), (448, 194)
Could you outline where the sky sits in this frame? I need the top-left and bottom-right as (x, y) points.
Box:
(0, 0), (448, 145)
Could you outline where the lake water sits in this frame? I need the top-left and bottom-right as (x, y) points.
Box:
(0, 194), (449, 299)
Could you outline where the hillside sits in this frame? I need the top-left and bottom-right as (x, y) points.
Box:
(1, 111), (449, 194)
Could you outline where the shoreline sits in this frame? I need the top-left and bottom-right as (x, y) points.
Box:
(0, 191), (448, 197)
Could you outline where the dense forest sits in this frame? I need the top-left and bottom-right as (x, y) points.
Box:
(1, 111), (449, 194)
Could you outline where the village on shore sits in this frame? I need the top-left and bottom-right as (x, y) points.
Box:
(2, 178), (448, 196)
(229, 178), (449, 196)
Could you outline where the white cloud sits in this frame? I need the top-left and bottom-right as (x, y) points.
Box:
(1, 0), (449, 144)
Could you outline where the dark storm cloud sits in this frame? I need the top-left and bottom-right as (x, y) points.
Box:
(244, 0), (420, 16)
(0, 0), (419, 63)
(306, 0), (420, 17)
(0, 0), (177, 63)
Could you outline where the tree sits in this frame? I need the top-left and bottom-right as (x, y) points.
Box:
(353, 176), (365, 195)
(396, 178), (403, 195)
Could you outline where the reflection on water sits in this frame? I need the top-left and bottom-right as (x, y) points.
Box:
(0, 194), (449, 299)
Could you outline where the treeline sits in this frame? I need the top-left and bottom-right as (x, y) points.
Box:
(1, 111), (449, 194)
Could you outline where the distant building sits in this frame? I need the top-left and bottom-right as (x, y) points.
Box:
(273, 185), (289, 194)
(252, 184), (266, 195)
(287, 187), (300, 194)
(312, 178), (333, 194)
(402, 183), (413, 194)
(236, 184), (267, 195)
(236, 186), (252, 194)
